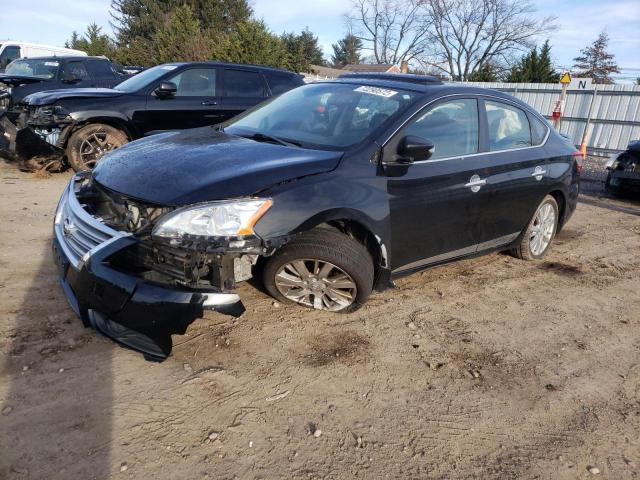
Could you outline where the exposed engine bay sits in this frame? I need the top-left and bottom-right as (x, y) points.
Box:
(74, 175), (266, 291)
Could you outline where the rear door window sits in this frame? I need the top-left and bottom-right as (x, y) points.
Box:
(64, 60), (90, 80)
(167, 68), (217, 96)
(86, 59), (116, 79)
(405, 98), (479, 160)
(265, 73), (298, 96)
(485, 100), (532, 151)
(529, 114), (549, 146)
(223, 69), (266, 97)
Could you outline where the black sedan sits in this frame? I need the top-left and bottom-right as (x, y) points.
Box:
(2, 62), (304, 171)
(51, 73), (581, 359)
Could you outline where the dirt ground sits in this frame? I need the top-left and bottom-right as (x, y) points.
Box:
(0, 158), (639, 480)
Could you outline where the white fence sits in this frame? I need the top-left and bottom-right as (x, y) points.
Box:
(461, 82), (640, 156)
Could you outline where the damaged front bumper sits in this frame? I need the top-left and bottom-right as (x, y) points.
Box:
(0, 112), (65, 161)
(53, 177), (245, 361)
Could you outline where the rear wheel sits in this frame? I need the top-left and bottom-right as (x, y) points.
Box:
(263, 228), (374, 312)
(511, 195), (559, 260)
(67, 123), (129, 171)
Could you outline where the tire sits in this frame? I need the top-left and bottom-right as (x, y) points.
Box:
(511, 195), (559, 261)
(263, 228), (374, 313)
(66, 123), (129, 172)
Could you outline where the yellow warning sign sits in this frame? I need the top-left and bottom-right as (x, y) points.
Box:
(559, 71), (571, 84)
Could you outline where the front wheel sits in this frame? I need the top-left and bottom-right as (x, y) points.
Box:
(511, 195), (559, 260)
(66, 123), (129, 171)
(262, 228), (374, 312)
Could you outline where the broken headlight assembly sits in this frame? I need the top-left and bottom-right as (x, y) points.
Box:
(30, 105), (71, 125)
(152, 199), (273, 241)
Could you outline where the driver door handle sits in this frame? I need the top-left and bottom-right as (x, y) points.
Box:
(201, 100), (218, 106)
(465, 174), (487, 192)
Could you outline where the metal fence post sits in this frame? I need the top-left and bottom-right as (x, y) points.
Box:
(580, 84), (598, 156)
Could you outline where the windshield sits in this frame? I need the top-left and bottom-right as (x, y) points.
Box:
(115, 64), (179, 92)
(225, 82), (420, 149)
(5, 59), (60, 79)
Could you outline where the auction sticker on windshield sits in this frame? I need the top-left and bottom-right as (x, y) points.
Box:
(355, 86), (398, 97)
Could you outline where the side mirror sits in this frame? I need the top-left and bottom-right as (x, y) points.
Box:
(61, 72), (81, 83)
(397, 135), (435, 162)
(154, 81), (177, 98)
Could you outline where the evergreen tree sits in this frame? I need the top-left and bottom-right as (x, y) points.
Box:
(468, 63), (500, 81)
(110, 0), (251, 48)
(214, 20), (289, 69)
(331, 34), (362, 67)
(506, 40), (559, 83)
(572, 32), (620, 84)
(65, 23), (116, 57)
(281, 29), (325, 71)
(154, 5), (212, 64)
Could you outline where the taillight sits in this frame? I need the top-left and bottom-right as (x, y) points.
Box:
(572, 150), (584, 174)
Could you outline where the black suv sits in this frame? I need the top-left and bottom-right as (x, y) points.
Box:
(2, 62), (304, 170)
(0, 56), (129, 113)
(51, 73), (581, 360)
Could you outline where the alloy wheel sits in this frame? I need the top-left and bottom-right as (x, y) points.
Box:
(529, 202), (556, 256)
(79, 132), (120, 169)
(274, 259), (358, 311)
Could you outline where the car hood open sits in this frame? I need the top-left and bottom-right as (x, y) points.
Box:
(93, 128), (343, 206)
(25, 88), (124, 106)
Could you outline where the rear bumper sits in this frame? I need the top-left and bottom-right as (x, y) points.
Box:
(53, 177), (245, 360)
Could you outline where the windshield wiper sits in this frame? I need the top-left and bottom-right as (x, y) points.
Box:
(245, 132), (302, 148)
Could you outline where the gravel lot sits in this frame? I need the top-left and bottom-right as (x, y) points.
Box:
(1, 158), (639, 479)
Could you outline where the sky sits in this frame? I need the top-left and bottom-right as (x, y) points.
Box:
(1, 0), (639, 82)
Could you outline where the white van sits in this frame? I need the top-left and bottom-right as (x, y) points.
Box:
(0, 41), (87, 71)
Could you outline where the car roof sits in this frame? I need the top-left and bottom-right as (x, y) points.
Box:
(14, 56), (109, 61)
(321, 76), (538, 110)
(166, 61), (301, 75)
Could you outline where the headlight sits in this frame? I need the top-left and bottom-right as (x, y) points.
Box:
(152, 199), (273, 239)
(33, 105), (69, 122)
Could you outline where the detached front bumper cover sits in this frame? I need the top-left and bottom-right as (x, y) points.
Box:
(0, 112), (64, 161)
(53, 176), (245, 361)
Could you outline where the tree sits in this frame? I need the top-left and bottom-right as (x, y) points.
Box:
(331, 34), (363, 67)
(572, 32), (620, 84)
(346, 0), (431, 65)
(506, 40), (559, 83)
(110, 0), (251, 48)
(468, 62), (500, 82)
(154, 5), (212, 64)
(214, 20), (289, 69)
(281, 29), (325, 71)
(423, 0), (554, 81)
(65, 23), (116, 57)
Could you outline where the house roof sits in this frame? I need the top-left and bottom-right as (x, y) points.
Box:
(342, 63), (400, 73)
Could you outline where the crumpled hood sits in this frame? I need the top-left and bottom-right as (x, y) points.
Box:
(25, 88), (124, 106)
(93, 127), (343, 206)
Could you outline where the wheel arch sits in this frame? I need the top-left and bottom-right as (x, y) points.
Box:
(61, 115), (134, 148)
(287, 209), (391, 290)
(548, 188), (567, 231)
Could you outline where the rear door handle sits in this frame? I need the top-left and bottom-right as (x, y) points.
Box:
(531, 166), (547, 180)
(465, 174), (487, 192)
(201, 100), (218, 106)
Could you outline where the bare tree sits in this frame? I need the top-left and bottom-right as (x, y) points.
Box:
(420, 0), (555, 80)
(346, 0), (432, 65)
